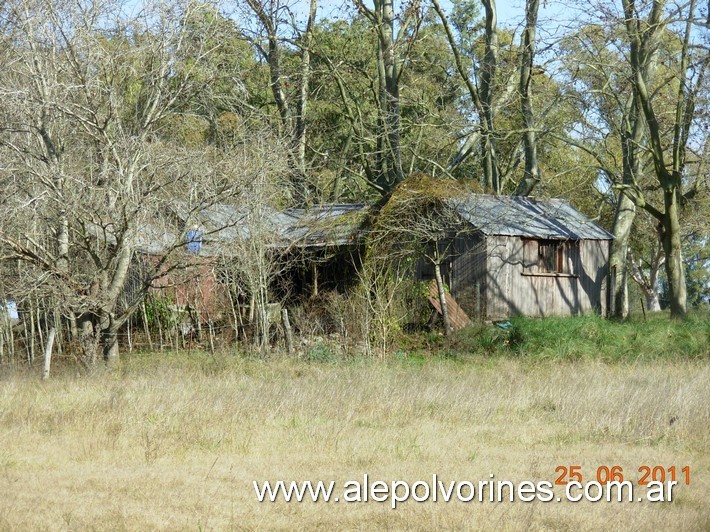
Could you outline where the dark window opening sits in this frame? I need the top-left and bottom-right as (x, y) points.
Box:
(538, 240), (564, 273)
(523, 238), (578, 275)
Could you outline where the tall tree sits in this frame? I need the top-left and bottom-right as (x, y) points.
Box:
(476, 0), (499, 191)
(354, 0), (424, 193)
(432, 0), (505, 192)
(240, 0), (318, 198)
(560, 21), (649, 319)
(620, 0), (707, 318)
(514, 0), (541, 196)
(306, 12), (465, 199)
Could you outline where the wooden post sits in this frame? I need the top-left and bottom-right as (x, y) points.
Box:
(28, 300), (36, 364)
(157, 314), (164, 352)
(281, 308), (294, 355)
(141, 301), (153, 350)
(151, 296), (164, 352)
(42, 327), (56, 380)
(311, 266), (319, 298)
(208, 321), (215, 354)
(36, 306), (44, 353)
(475, 281), (481, 321)
(127, 315), (133, 353)
(434, 263), (452, 336)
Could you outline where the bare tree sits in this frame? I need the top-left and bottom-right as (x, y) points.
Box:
(557, 0), (707, 319)
(216, 140), (293, 351)
(368, 177), (474, 336)
(239, 0), (318, 199)
(0, 0), (253, 366)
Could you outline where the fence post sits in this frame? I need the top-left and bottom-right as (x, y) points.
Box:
(42, 327), (56, 380)
(281, 308), (294, 355)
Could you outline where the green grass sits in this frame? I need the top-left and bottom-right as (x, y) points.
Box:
(446, 312), (709, 361)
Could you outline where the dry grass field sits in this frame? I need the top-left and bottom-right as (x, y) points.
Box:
(1, 352), (709, 531)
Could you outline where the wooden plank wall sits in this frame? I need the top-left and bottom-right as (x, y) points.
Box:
(484, 236), (610, 320)
(420, 233), (610, 321)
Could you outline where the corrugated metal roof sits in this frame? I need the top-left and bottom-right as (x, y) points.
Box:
(134, 194), (610, 257)
(445, 194), (613, 240)
(283, 204), (367, 247)
(165, 202), (368, 255)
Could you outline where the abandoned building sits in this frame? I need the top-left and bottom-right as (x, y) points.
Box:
(132, 193), (613, 333)
(128, 203), (368, 322)
(418, 194), (614, 321)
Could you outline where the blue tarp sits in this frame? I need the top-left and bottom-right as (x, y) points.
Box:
(186, 229), (203, 255)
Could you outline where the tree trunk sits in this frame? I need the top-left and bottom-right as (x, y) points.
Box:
(27, 299), (36, 364)
(515, 0), (540, 196)
(79, 315), (99, 368)
(373, 0), (404, 191)
(267, 35), (290, 130)
(281, 308), (294, 355)
(661, 191), (687, 317)
(481, 0), (499, 193)
(102, 327), (119, 366)
(630, 236), (663, 315)
(433, 0), (500, 190)
(294, 0), (317, 178)
(611, 94), (645, 319)
(434, 262), (452, 336)
(253, 278), (270, 350)
(645, 290), (661, 312)
(621, 0), (689, 319)
(609, 176), (636, 321)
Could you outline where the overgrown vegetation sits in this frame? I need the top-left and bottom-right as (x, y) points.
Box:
(445, 313), (710, 361)
(284, 311), (709, 364)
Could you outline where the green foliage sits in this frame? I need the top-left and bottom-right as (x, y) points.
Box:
(446, 314), (710, 361)
(686, 260), (710, 310)
(142, 295), (181, 330)
(399, 279), (433, 330)
(305, 341), (339, 363)
(450, 0), (482, 50)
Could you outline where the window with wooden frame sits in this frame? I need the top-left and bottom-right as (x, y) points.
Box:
(538, 240), (564, 273)
(523, 239), (578, 276)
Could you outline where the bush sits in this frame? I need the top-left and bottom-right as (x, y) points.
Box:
(305, 341), (339, 363)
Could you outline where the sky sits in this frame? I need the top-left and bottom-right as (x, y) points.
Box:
(314, 0), (528, 25)
(308, 0), (573, 38)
